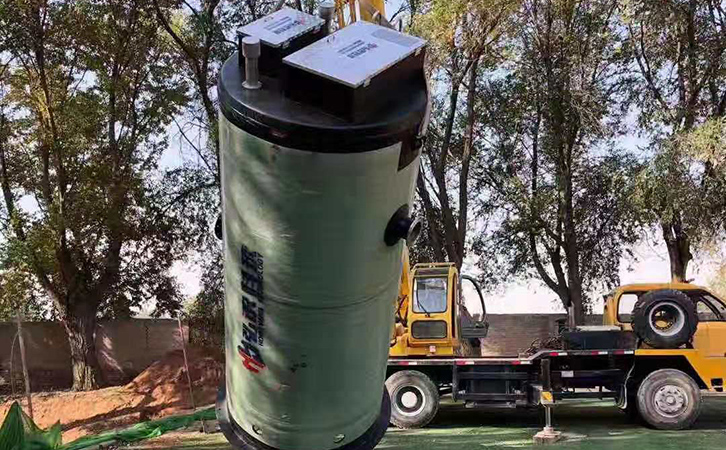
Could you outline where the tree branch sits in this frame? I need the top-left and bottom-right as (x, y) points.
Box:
(152, 0), (198, 62)
(630, 23), (673, 119)
(416, 167), (446, 262)
(456, 57), (479, 267)
(0, 112), (61, 307)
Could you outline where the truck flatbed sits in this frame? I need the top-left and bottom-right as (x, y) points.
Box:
(388, 348), (637, 366)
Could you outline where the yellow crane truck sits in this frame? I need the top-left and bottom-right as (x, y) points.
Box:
(386, 258), (726, 430)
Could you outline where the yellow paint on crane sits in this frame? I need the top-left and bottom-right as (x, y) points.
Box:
(360, 0), (386, 22)
(540, 391), (554, 405)
(335, 1), (387, 28)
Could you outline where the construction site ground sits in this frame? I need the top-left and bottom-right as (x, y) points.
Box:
(0, 347), (223, 442)
(126, 397), (726, 450)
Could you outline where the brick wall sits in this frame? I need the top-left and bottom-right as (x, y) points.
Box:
(1, 315), (606, 394)
(0, 319), (187, 394)
(481, 314), (603, 356)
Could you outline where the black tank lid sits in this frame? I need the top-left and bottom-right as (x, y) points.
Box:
(219, 23), (428, 154)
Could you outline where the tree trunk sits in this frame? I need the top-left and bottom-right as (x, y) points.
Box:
(661, 218), (691, 282)
(63, 303), (103, 391)
(568, 284), (586, 326)
(562, 151), (585, 326)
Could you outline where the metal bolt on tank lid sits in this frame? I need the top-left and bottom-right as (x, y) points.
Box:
(319, 1), (335, 33)
(242, 36), (262, 90)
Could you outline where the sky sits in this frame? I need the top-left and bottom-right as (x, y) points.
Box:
(164, 0), (722, 317)
(167, 225), (722, 317)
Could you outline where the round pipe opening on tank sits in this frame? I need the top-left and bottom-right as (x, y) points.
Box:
(216, 8), (429, 450)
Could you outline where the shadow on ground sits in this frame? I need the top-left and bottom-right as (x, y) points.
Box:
(127, 397), (726, 450)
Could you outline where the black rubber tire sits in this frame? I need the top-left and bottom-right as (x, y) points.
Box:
(632, 289), (698, 349)
(386, 370), (439, 429)
(636, 369), (702, 430)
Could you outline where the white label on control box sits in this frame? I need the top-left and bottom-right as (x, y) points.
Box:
(283, 21), (426, 88)
(239, 7), (323, 48)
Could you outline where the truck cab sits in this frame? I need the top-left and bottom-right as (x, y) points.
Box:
(603, 283), (726, 392)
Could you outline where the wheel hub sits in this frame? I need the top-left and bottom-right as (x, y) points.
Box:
(401, 391), (418, 408)
(395, 386), (426, 416)
(649, 301), (686, 337)
(654, 385), (688, 417)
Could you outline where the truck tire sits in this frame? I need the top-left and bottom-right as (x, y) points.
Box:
(632, 289), (697, 348)
(385, 370), (439, 429)
(637, 369), (702, 430)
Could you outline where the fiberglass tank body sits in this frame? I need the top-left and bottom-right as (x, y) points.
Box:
(216, 9), (428, 450)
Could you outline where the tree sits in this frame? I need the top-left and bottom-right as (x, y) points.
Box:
(625, 0), (726, 281)
(409, 0), (519, 268)
(0, 0), (189, 390)
(472, 0), (641, 324)
(150, 0), (266, 321)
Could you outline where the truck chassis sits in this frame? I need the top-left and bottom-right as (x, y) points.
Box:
(386, 347), (718, 430)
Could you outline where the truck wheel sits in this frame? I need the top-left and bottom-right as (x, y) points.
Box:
(385, 370), (439, 429)
(637, 369), (702, 430)
(632, 289), (697, 349)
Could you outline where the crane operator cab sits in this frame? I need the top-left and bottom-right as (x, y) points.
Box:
(390, 262), (488, 358)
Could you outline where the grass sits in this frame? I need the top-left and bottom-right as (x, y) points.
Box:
(125, 397), (726, 450)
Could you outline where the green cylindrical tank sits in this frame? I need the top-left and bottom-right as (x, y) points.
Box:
(216, 8), (428, 450)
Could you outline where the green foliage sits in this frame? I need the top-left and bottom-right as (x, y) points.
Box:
(185, 245), (224, 348)
(411, 0), (518, 66)
(680, 117), (726, 171)
(462, 0), (641, 318)
(0, 267), (50, 321)
(624, 0), (726, 280)
(1, 0), (724, 336)
(623, 0), (726, 132)
(0, 0), (191, 318)
(635, 140), (723, 239)
(631, 121), (726, 282)
(0, 0), (193, 388)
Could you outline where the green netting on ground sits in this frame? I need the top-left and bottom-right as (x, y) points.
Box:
(0, 402), (62, 450)
(0, 401), (216, 450)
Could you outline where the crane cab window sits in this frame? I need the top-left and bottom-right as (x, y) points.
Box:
(413, 277), (448, 314)
(618, 293), (640, 322)
(693, 293), (726, 321)
(704, 294), (726, 319)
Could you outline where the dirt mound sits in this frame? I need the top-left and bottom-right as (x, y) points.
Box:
(125, 347), (223, 421)
(127, 347), (222, 394)
(0, 346), (224, 443)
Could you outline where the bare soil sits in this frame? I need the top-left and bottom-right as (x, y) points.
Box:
(0, 347), (223, 443)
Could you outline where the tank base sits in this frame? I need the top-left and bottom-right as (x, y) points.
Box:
(216, 384), (391, 450)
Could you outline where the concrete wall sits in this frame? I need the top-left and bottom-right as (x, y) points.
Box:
(0, 319), (186, 394)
